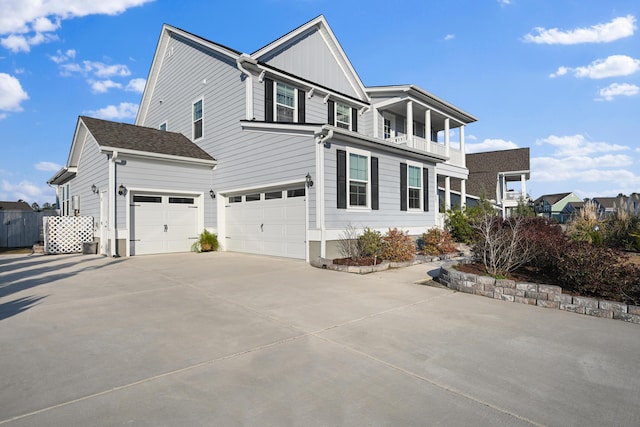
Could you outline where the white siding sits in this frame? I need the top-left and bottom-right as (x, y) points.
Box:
(259, 30), (359, 99)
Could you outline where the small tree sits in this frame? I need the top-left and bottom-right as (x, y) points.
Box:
(337, 223), (362, 259)
(472, 211), (535, 277)
(359, 227), (384, 258)
(513, 197), (535, 217)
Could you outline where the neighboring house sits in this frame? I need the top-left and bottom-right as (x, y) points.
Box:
(49, 16), (477, 261)
(561, 201), (584, 221)
(533, 192), (582, 223)
(591, 197), (618, 217)
(618, 193), (640, 214)
(442, 147), (530, 217)
(0, 201), (33, 211)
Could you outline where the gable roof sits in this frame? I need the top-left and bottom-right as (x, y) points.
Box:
(80, 117), (214, 161)
(251, 15), (369, 102)
(533, 192), (574, 205)
(591, 197), (617, 209)
(49, 116), (215, 185)
(0, 201), (33, 211)
(465, 148), (529, 197)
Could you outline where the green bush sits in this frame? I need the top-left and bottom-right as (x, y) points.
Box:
(419, 228), (457, 256)
(359, 227), (384, 257)
(192, 229), (219, 252)
(603, 210), (640, 251)
(381, 228), (416, 262)
(445, 198), (495, 244)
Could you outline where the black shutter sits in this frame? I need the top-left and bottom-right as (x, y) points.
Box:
(265, 78), (273, 122)
(297, 89), (305, 123)
(400, 163), (407, 211)
(371, 156), (379, 210)
(423, 167), (429, 212)
(328, 100), (335, 125)
(352, 108), (358, 132)
(337, 149), (347, 209)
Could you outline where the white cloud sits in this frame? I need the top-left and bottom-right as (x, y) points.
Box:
(597, 82), (640, 101)
(498, 0), (511, 5)
(84, 102), (138, 120)
(0, 0), (153, 53)
(537, 134), (628, 157)
(466, 138), (518, 153)
(524, 15), (636, 44)
(34, 161), (62, 172)
(90, 79), (122, 93)
(49, 48), (76, 64)
(0, 179), (55, 204)
(60, 60), (131, 78)
(0, 73), (29, 113)
(444, 34), (455, 41)
(551, 55), (640, 79)
(125, 77), (146, 93)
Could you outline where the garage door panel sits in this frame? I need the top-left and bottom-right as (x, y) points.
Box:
(225, 188), (306, 259)
(131, 194), (199, 255)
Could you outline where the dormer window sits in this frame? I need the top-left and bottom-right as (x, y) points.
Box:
(264, 78), (305, 123)
(328, 100), (357, 132)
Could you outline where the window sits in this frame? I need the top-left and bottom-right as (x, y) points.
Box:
(265, 191), (283, 200)
(383, 118), (392, 139)
(287, 188), (305, 198)
(159, 122), (167, 131)
(408, 165), (422, 209)
(228, 195), (242, 203)
(169, 197), (194, 204)
(275, 82), (295, 122)
(336, 103), (351, 130)
(193, 99), (203, 140)
(349, 152), (369, 207)
(245, 193), (260, 202)
(133, 195), (162, 203)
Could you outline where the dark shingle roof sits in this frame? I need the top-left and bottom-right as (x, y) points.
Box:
(592, 197), (617, 209)
(532, 192), (572, 205)
(80, 116), (215, 161)
(0, 201), (33, 211)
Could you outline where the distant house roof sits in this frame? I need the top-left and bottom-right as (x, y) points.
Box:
(80, 116), (215, 161)
(591, 197), (618, 210)
(533, 192), (573, 206)
(0, 201), (33, 211)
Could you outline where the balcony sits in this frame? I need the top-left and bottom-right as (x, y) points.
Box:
(388, 135), (464, 167)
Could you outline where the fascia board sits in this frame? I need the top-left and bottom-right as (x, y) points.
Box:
(99, 146), (217, 168)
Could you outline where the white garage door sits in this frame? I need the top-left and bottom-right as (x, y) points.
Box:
(225, 187), (306, 259)
(131, 194), (199, 255)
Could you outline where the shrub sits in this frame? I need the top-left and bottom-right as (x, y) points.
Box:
(419, 228), (457, 256)
(603, 210), (640, 251)
(445, 198), (494, 244)
(192, 229), (219, 252)
(567, 201), (602, 244)
(337, 223), (361, 259)
(555, 242), (640, 304)
(518, 217), (566, 271)
(381, 228), (416, 262)
(471, 212), (535, 277)
(359, 227), (384, 257)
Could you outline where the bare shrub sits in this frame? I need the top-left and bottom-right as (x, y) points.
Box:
(337, 223), (361, 259)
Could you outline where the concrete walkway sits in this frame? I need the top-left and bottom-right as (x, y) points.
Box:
(0, 252), (638, 426)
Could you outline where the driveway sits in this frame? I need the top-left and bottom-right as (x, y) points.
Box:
(0, 252), (638, 426)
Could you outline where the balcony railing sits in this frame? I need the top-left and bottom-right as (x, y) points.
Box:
(503, 192), (525, 201)
(388, 135), (464, 167)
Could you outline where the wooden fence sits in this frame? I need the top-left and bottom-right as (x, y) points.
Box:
(0, 210), (59, 248)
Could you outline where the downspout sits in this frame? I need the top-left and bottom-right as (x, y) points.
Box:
(236, 54), (256, 120)
(108, 151), (118, 257)
(315, 130), (334, 258)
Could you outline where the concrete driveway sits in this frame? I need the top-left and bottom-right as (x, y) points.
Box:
(0, 252), (639, 426)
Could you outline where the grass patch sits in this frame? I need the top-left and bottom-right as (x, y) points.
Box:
(0, 247), (32, 255)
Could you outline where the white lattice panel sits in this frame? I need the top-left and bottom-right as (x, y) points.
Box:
(44, 216), (94, 254)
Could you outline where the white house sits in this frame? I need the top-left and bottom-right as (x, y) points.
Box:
(49, 16), (477, 261)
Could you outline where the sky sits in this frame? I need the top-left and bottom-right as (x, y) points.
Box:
(1, 0), (639, 206)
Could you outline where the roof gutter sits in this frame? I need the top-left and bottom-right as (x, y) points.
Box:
(99, 146), (217, 168)
(237, 54), (258, 120)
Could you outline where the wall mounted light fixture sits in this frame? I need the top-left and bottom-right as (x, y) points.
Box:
(209, 189), (216, 199)
(91, 184), (98, 194)
(118, 184), (126, 196)
(305, 173), (314, 188)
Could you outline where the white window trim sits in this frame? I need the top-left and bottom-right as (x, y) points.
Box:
(407, 160), (423, 211)
(335, 102), (352, 131)
(192, 98), (203, 140)
(346, 147), (371, 210)
(274, 81), (297, 123)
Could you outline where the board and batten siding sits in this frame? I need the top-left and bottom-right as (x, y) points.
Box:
(323, 140), (437, 232)
(258, 29), (359, 99)
(69, 134), (108, 231)
(115, 158), (214, 228)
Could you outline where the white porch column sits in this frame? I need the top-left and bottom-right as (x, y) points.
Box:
(444, 176), (451, 210)
(460, 179), (466, 210)
(521, 173), (527, 199)
(459, 125), (466, 167)
(425, 109), (431, 142)
(444, 118), (450, 157)
(406, 100), (413, 147)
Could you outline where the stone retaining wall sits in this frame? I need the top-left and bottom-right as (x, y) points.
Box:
(439, 264), (640, 325)
(311, 254), (453, 274)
